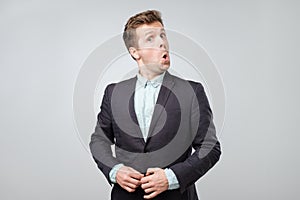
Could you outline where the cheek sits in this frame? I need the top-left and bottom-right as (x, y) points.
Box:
(142, 50), (157, 60)
(140, 49), (162, 63)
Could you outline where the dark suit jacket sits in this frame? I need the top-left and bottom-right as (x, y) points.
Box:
(90, 71), (221, 200)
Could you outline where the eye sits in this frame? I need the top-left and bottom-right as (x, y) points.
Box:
(160, 33), (166, 38)
(146, 36), (153, 42)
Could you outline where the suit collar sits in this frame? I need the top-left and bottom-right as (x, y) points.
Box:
(136, 72), (165, 88)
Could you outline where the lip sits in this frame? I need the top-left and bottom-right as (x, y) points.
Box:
(161, 51), (169, 60)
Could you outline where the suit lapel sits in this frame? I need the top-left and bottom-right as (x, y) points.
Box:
(146, 71), (175, 140)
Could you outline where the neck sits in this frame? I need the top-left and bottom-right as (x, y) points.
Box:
(138, 68), (163, 80)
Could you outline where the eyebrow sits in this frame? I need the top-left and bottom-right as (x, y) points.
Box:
(144, 30), (154, 36)
(144, 28), (166, 36)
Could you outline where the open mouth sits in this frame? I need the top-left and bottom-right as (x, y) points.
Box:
(162, 52), (168, 59)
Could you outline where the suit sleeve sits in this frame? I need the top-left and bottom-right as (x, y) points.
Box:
(89, 84), (121, 185)
(169, 83), (221, 193)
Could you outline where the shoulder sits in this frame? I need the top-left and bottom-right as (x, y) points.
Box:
(104, 76), (136, 95)
(167, 72), (204, 92)
(187, 80), (205, 92)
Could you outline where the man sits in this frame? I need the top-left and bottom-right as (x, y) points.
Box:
(90, 10), (221, 200)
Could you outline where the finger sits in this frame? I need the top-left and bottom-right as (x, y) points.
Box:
(141, 182), (152, 190)
(140, 175), (152, 184)
(124, 182), (139, 190)
(122, 185), (136, 193)
(144, 191), (158, 199)
(144, 187), (156, 194)
(118, 179), (136, 193)
(129, 172), (144, 180)
(126, 177), (141, 186)
(127, 167), (144, 179)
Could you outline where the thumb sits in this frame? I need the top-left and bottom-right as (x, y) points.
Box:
(146, 167), (159, 176)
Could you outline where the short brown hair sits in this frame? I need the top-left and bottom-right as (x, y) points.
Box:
(123, 10), (164, 51)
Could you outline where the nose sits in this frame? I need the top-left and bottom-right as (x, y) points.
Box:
(160, 43), (166, 49)
(159, 39), (168, 50)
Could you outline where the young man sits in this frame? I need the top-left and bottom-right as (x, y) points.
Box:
(90, 10), (221, 200)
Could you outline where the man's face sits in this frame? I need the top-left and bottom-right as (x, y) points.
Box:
(133, 21), (170, 74)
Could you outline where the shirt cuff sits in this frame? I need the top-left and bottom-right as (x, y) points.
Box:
(109, 163), (124, 184)
(164, 168), (180, 190)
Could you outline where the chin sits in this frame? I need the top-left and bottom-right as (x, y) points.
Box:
(160, 66), (170, 72)
(161, 63), (170, 69)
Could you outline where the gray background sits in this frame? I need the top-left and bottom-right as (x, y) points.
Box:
(1, 0), (299, 199)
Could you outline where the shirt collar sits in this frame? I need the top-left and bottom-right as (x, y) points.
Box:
(137, 72), (165, 88)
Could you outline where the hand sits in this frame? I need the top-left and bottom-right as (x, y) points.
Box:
(116, 166), (144, 193)
(140, 168), (169, 199)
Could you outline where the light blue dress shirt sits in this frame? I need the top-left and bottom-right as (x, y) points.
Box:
(109, 72), (179, 190)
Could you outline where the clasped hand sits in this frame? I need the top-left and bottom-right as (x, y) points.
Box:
(116, 166), (169, 199)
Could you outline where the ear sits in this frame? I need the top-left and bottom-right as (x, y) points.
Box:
(129, 47), (140, 60)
